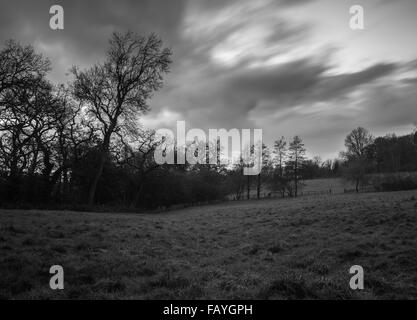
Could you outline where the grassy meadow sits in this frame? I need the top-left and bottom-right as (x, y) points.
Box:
(1, 190), (417, 299)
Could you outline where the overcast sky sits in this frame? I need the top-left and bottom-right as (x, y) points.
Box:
(1, 0), (417, 159)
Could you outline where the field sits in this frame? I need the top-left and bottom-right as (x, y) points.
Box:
(1, 190), (417, 299)
(240, 177), (350, 199)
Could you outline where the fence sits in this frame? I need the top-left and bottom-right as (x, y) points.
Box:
(300, 189), (333, 196)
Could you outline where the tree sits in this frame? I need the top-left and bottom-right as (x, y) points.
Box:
(273, 137), (286, 177)
(229, 158), (245, 200)
(256, 144), (272, 199)
(268, 137), (288, 197)
(0, 40), (96, 204)
(342, 127), (374, 192)
(72, 31), (172, 206)
(302, 158), (321, 179)
(343, 127), (373, 159)
(115, 129), (163, 208)
(0, 40), (50, 95)
(343, 157), (371, 192)
(0, 41), (52, 200)
(285, 135), (306, 197)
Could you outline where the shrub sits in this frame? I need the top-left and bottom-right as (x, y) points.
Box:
(371, 173), (417, 192)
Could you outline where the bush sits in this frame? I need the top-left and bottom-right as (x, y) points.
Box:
(371, 173), (417, 192)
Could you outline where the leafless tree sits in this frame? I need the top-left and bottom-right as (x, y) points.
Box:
(0, 41), (51, 198)
(0, 40), (50, 95)
(343, 127), (373, 159)
(71, 31), (172, 206)
(273, 136), (287, 177)
(114, 129), (163, 207)
(342, 127), (374, 192)
(286, 135), (306, 197)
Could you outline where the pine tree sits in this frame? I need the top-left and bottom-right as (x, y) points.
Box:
(273, 137), (287, 177)
(286, 136), (306, 197)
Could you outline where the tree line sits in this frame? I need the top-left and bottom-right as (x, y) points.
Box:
(340, 127), (417, 192)
(1, 32), (416, 210)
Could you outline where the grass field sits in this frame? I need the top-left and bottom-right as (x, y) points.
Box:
(249, 178), (352, 199)
(302, 178), (350, 194)
(1, 190), (417, 299)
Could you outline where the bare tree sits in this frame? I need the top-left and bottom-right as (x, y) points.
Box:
(286, 135), (306, 197)
(71, 31), (172, 206)
(342, 127), (374, 192)
(256, 144), (271, 199)
(230, 158), (244, 200)
(343, 127), (373, 158)
(0, 40), (95, 203)
(0, 41), (51, 199)
(0, 40), (50, 95)
(271, 137), (287, 197)
(343, 158), (371, 193)
(273, 136), (286, 177)
(114, 129), (163, 208)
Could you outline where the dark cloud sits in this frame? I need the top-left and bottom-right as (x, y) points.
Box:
(0, 0), (186, 82)
(311, 63), (398, 102)
(148, 52), (399, 134)
(189, 59), (398, 122)
(361, 82), (417, 128)
(0, 0), (186, 42)
(228, 58), (328, 98)
(402, 78), (417, 84)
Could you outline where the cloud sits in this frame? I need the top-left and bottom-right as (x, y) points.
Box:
(1, 0), (416, 159)
(0, 0), (187, 83)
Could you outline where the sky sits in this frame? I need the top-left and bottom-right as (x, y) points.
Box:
(1, 0), (417, 159)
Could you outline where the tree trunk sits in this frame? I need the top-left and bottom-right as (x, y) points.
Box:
(88, 129), (113, 206)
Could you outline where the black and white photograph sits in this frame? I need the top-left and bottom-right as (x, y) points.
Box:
(0, 0), (417, 307)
